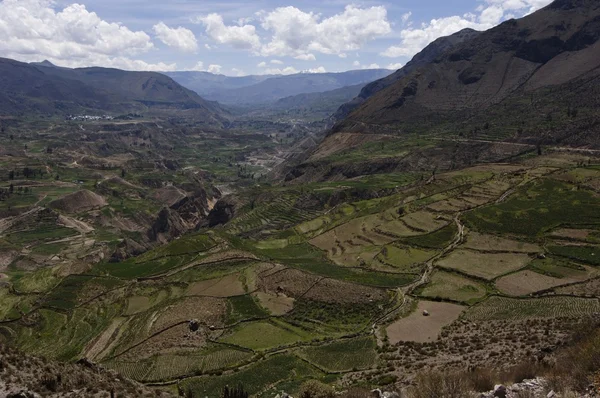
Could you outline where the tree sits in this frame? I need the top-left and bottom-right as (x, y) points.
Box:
(9, 184), (14, 194)
(121, 169), (126, 178)
(8, 170), (14, 180)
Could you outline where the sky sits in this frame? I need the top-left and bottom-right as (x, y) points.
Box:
(0, 0), (554, 76)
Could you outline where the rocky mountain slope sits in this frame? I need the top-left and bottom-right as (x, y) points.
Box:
(0, 58), (225, 124)
(281, 0), (600, 183)
(337, 0), (600, 135)
(332, 28), (480, 122)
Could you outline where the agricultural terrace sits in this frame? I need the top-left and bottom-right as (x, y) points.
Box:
(2, 158), (600, 397)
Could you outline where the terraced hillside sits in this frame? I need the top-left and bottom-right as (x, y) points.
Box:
(2, 149), (600, 397)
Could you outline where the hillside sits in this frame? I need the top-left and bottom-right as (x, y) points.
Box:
(164, 71), (272, 96)
(339, 0), (600, 135)
(273, 84), (364, 113)
(237, 84), (365, 124)
(332, 28), (480, 121)
(0, 58), (225, 124)
(282, 0), (600, 183)
(171, 69), (393, 105)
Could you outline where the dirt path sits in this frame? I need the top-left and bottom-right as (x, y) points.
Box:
(431, 137), (600, 154)
(401, 215), (464, 296)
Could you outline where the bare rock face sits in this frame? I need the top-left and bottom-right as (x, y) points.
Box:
(205, 195), (242, 227)
(493, 385), (507, 398)
(148, 188), (217, 243)
(148, 207), (188, 243)
(110, 238), (148, 262)
(332, 28), (480, 122)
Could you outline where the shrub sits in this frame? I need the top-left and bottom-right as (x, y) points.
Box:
(550, 326), (600, 391)
(409, 371), (471, 398)
(298, 380), (336, 398)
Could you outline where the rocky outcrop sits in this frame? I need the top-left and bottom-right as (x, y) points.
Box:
(479, 378), (596, 398)
(110, 238), (149, 262)
(48, 190), (107, 214)
(148, 187), (219, 243)
(205, 195), (242, 227)
(148, 207), (188, 243)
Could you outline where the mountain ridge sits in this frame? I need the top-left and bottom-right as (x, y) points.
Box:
(0, 57), (225, 125)
(337, 0), (600, 134)
(280, 0), (600, 183)
(166, 69), (394, 105)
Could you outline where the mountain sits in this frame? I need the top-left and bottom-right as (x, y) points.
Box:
(164, 71), (272, 96)
(30, 59), (65, 69)
(336, 0), (600, 135)
(282, 0), (600, 182)
(243, 83), (366, 122)
(332, 28), (480, 121)
(167, 69), (393, 105)
(0, 57), (225, 124)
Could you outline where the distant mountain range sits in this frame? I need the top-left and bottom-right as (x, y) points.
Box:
(0, 58), (225, 125)
(164, 69), (393, 105)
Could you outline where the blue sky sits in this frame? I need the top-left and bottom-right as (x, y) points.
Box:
(0, 0), (553, 75)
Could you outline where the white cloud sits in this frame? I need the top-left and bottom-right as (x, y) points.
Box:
(270, 59), (283, 64)
(387, 63), (404, 70)
(207, 64), (222, 74)
(231, 68), (246, 76)
(294, 53), (316, 61)
(263, 66), (299, 75)
(305, 66), (326, 73)
(205, 44), (212, 50)
(353, 62), (383, 70)
(187, 61), (222, 74)
(260, 5), (391, 59)
(152, 22), (198, 53)
(381, 0), (552, 59)
(261, 65), (326, 75)
(0, 0), (166, 70)
(191, 61), (205, 71)
(195, 13), (261, 50)
(198, 5), (390, 60)
(257, 61), (267, 68)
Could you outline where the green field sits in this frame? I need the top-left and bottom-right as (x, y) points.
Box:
(464, 179), (600, 236)
(227, 295), (269, 325)
(221, 320), (313, 350)
(465, 296), (600, 321)
(400, 223), (458, 249)
(419, 271), (487, 303)
(180, 354), (323, 397)
(548, 245), (600, 265)
(298, 336), (377, 372)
